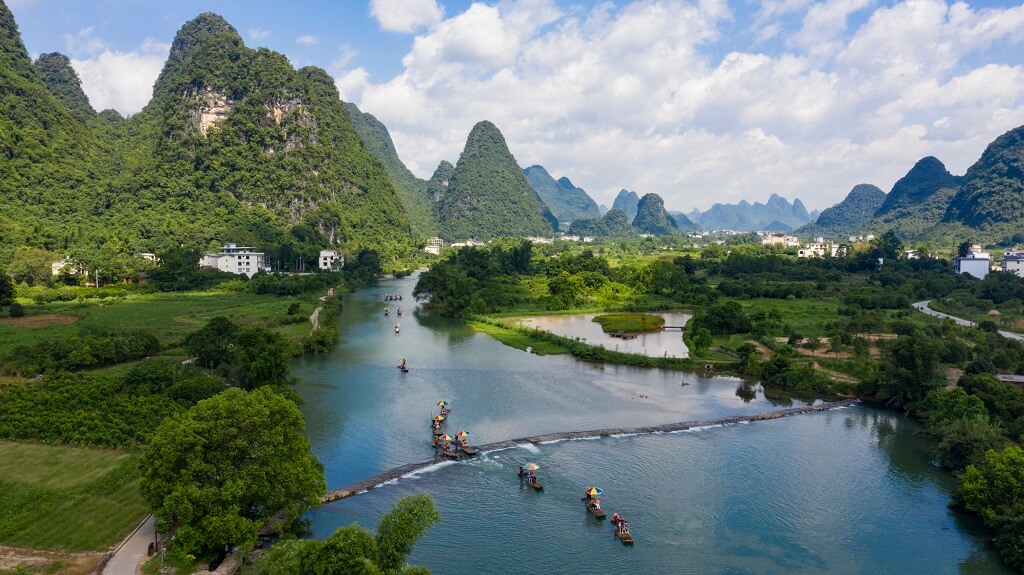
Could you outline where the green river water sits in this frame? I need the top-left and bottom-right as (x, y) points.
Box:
(291, 274), (1012, 574)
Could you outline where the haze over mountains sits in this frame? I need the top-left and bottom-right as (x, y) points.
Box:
(685, 194), (812, 232)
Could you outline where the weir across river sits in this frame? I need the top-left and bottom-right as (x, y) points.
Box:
(320, 398), (859, 504)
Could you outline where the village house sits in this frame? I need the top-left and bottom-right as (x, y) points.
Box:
(953, 245), (991, 280)
(1002, 254), (1024, 276)
(318, 249), (343, 270)
(199, 244), (268, 278)
(797, 242), (838, 258)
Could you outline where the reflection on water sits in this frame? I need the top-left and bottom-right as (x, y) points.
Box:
(516, 313), (692, 358)
(294, 273), (1012, 574)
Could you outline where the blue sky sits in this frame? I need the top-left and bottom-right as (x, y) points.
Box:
(8, 0), (1024, 211)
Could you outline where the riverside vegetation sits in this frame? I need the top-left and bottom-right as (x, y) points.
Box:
(413, 234), (1024, 569)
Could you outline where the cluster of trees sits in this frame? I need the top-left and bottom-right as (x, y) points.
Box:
(0, 367), (201, 446)
(250, 495), (440, 575)
(4, 329), (160, 374)
(185, 317), (293, 391)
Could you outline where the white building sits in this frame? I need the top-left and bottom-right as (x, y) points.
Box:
(798, 242), (838, 258)
(1002, 255), (1024, 276)
(199, 244), (268, 277)
(762, 235), (799, 247)
(954, 245), (991, 280)
(138, 253), (159, 263)
(318, 249), (343, 270)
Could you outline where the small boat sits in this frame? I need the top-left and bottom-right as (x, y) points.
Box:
(611, 517), (634, 544)
(397, 309), (403, 316)
(460, 445), (477, 456)
(398, 365), (408, 373)
(526, 479), (543, 490)
(584, 501), (606, 519)
(441, 448), (460, 459)
(433, 428), (443, 436)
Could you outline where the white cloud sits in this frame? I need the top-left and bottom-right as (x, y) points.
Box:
(369, 0), (444, 33)
(65, 29), (167, 115)
(329, 44), (359, 75)
(340, 0), (1024, 212)
(296, 35), (319, 46)
(248, 28), (270, 41)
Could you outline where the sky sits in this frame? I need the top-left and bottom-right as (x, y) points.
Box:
(8, 0), (1024, 212)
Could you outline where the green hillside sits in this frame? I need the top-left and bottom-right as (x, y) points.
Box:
(567, 208), (636, 237)
(875, 156), (960, 217)
(797, 184), (884, 238)
(344, 101), (437, 237)
(437, 121), (554, 240)
(522, 165), (601, 223)
(611, 189), (640, 220)
(0, 9), (415, 269)
(943, 125), (1024, 243)
(33, 52), (95, 119)
(633, 193), (680, 235)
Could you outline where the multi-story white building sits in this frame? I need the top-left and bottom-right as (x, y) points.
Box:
(199, 244), (267, 277)
(1002, 255), (1024, 276)
(954, 245), (991, 279)
(318, 249), (343, 270)
(798, 242), (838, 258)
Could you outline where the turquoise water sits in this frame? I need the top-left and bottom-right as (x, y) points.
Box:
(292, 274), (1012, 574)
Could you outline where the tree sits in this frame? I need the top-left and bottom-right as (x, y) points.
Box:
(692, 327), (713, 353)
(149, 246), (202, 291)
(803, 336), (822, 357)
(140, 387), (326, 555)
(7, 246), (54, 287)
(852, 337), (869, 358)
(251, 495), (439, 575)
(185, 316), (238, 369)
(958, 446), (1024, 569)
(873, 332), (944, 408)
(0, 272), (14, 306)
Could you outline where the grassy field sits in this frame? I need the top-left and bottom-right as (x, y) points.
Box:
(465, 320), (571, 355)
(591, 313), (665, 333)
(0, 290), (323, 361)
(0, 442), (146, 551)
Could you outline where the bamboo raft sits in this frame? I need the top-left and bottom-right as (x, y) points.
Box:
(616, 530), (634, 544)
(585, 501), (606, 519)
(526, 480), (543, 490)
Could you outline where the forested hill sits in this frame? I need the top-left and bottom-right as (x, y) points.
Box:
(0, 8), (415, 269)
(875, 156), (960, 217)
(632, 193), (680, 235)
(523, 165), (601, 223)
(33, 52), (95, 119)
(943, 125), (1024, 237)
(437, 121), (554, 240)
(0, 1), (114, 266)
(611, 189), (641, 220)
(796, 184), (884, 238)
(344, 102), (437, 237)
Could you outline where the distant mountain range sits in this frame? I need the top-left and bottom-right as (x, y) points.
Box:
(686, 194), (812, 232)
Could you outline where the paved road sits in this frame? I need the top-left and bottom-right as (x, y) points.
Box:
(913, 300), (1024, 342)
(103, 516), (154, 575)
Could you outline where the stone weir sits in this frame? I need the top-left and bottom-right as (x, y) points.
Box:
(321, 399), (859, 504)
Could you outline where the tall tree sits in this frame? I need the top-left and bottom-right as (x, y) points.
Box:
(140, 387), (326, 554)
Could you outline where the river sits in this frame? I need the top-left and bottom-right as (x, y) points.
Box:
(291, 273), (1012, 574)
